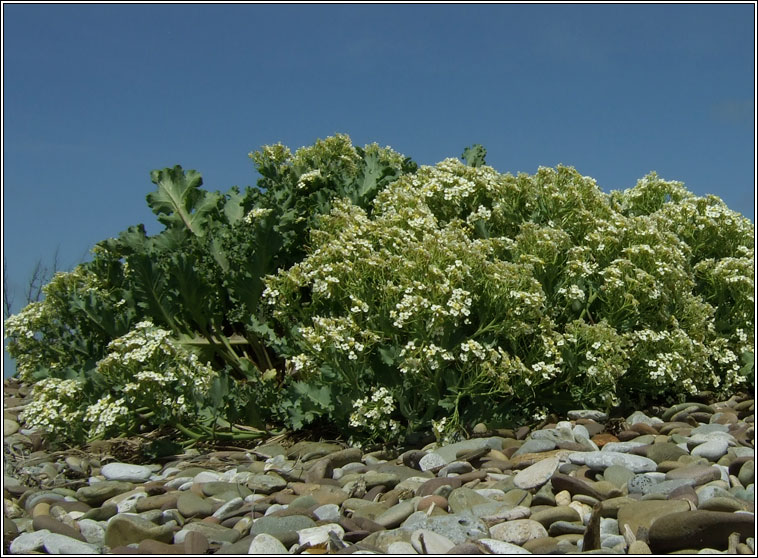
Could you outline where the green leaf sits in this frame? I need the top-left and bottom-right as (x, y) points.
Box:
(461, 144), (487, 167)
(378, 346), (398, 366)
(147, 166), (221, 237)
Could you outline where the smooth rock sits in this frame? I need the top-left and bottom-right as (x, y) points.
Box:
(477, 538), (532, 553)
(616, 499), (691, 539)
(9, 529), (51, 554)
(247, 473), (288, 494)
(177, 491), (214, 518)
(175, 522), (241, 545)
(665, 464), (722, 486)
(42, 533), (99, 554)
(570, 451), (657, 472)
(76, 481), (134, 506)
(104, 514), (175, 548)
(298, 523), (345, 547)
(419, 452), (447, 471)
(489, 519), (548, 545)
(4, 419), (19, 436)
(387, 541), (418, 554)
(691, 440), (729, 461)
(410, 528), (455, 554)
(32, 515), (86, 542)
(514, 456), (559, 489)
(568, 410), (608, 422)
(101, 462), (154, 482)
(648, 510), (755, 553)
(530, 506), (580, 528)
(77, 519), (106, 546)
(249, 514), (316, 548)
(512, 438), (556, 456)
(402, 511), (488, 544)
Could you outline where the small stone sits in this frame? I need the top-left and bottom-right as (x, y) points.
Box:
(691, 440), (730, 461)
(401, 511), (489, 544)
(104, 514), (175, 548)
(570, 451), (657, 473)
(648, 510), (754, 553)
(42, 533), (99, 554)
(568, 410), (608, 422)
(738, 460), (754, 486)
(616, 499), (692, 540)
(101, 462), (154, 482)
(628, 540), (653, 554)
(530, 505), (580, 528)
(249, 514), (317, 548)
(419, 452), (447, 471)
(313, 503), (341, 522)
(387, 541), (418, 554)
(177, 491), (214, 518)
(410, 528), (455, 554)
(4, 418), (19, 436)
(246, 472), (288, 494)
(175, 522), (241, 545)
(489, 518), (548, 545)
(297, 523), (344, 547)
(32, 515), (86, 542)
(665, 464), (721, 486)
(512, 438), (556, 456)
(514, 455), (559, 490)
(9, 529), (51, 554)
(478, 537), (532, 553)
(76, 481), (134, 506)
(77, 519), (106, 546)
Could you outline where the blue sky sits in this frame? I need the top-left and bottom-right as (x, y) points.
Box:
(2, 3), (755, 375)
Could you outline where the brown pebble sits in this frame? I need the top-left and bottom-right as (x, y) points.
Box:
(32, 514), (86, 542)
(448, 541), (484, 554)
(591, 433), (619, 447)
(108, 545), (142, 554)
(631, 423), (659, 435)
(342, 530), (371, 543)
(515, 426), (530, 440)
(416, 477), (462, 497)
(184, 531), (210, 554)
(522, 536), (561, 553)
(31, 502), (50, 518)
(417, 495), (448, 512)
(363, 485), (385, 502)
(137, 539), (185, 554)
(618, 430), (641, 441)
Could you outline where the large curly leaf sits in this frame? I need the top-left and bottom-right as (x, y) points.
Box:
(147, 166), (222, 236)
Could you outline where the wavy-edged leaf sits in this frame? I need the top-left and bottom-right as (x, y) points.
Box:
(147, 166), (221, 236)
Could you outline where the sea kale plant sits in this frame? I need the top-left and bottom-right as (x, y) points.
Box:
(263, 156), (754, 443)
(4, 134), (754, 447)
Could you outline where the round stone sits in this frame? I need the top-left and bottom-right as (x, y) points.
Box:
(514, 456), (559, 490)
(691, 440), (729, 461)
(570, 451), (657, 473)
(101, 462), (154, 482)
(42, 533), (99, 554)
(410, 528), (455, 554)
(489, 518), (548, 545)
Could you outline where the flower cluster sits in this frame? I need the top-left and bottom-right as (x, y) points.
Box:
(265, 157), (753, 439)
(96, 321), (217, 422)
(21, 378), (86, 441)
(349, 387), (401, 445)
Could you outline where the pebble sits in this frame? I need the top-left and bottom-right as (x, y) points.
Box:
(2, 376), (754, 555)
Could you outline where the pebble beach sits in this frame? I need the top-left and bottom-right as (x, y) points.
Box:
(3, 376), (755, 555)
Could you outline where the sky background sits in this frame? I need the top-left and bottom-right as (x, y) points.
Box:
(2, 3), (755, 376)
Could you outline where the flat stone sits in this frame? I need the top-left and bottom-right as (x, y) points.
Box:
(374, 500), (416, 528)
(691, 440), (729, 461)
(32, 515), (86, 542)
(570, 451), (657, 472)
(617, 499), (691, 538)
(246, 473), (288, 494)
(387, 541), (417, 554)
(418, 452), (447, 471)
(602, 441), (648, 453)
(603, 465), (636, 488)
(626, 411), (663, 427)
(698, 496), (749, 512)
(177, 491), (214, 517)
(77, 519), (106, 546)
(42, 533), (99, 554)
(490, 518), (548, 545)
(530, 505), (581, 528)
(4, 418), (19, 436)
(248, 514), (316, 548)
(512, 438), (556, 456)
(551, 472), (603, 500)
(104, 514), (175, 548)
(410, 528), (455, 554)
(314, 503), (341, 522)
(665, 464), (721, 486)
(548, 520), (586, 536)
(101, 462), (154, 482)
(514, 455), (559, 489)
(9, 529), (51, 554)
(76, 481), (135, 506)
(286, 441), (344, 461)
(402, 511), (489, 544)
(175, 522), (241, 545)
(645, 443), (689, 464)
(135, 491), (179, 512)
(137, 539), (186, 554)
(297, 523), (344, 547)
(568, 410), (608, 422)
(738, 460), (754, 486)
(648, 510), (755, 553)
